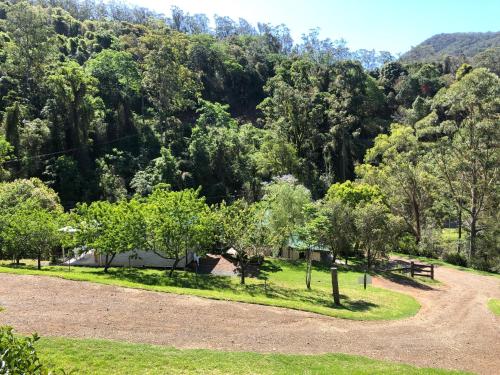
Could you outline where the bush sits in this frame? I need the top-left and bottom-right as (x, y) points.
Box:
(443, 252), (468, 267)
(396, 233), (418, 255)
(0, 326), (47, 374)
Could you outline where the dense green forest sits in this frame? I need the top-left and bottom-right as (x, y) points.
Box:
(0, 0), (498, 270)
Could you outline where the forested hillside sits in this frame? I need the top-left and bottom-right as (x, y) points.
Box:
(401, 32), (500, 69)
(0, 1), (498, 269)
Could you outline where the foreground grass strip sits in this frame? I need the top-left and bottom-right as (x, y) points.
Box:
(487, 299), (500, 316)
(36, 337), (468, 375)
(0, 259), (419, 320)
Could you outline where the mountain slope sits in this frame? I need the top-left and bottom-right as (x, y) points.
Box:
(401, 32), (500, 62)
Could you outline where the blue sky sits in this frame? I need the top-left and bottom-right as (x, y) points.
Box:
(131, 0), (500, 54)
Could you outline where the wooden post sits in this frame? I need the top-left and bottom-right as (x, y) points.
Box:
(410, 261), (414, 278)
(331, 267), (340, 305)
(430, 264), (434, 280)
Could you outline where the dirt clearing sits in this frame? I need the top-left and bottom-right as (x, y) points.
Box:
(0, 263), (498, 374)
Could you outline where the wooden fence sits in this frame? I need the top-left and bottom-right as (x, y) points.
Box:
(392, 261), (434, 280)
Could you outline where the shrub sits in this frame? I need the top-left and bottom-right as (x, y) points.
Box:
(443, 252), (468, 267)
(0, 326), (47, 374)
(397, 233), (418, 255)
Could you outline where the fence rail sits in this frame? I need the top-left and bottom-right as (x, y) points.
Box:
(392, 261), (434, 280)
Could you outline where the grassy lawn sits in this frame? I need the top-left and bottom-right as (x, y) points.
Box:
(36, 336), (468, 375)
(487, 299), (500, 316)
(0, 259), (419, 320)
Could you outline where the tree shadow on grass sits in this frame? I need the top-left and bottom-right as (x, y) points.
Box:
(104, 268), (238, 292)
(379, 271), (435, 291)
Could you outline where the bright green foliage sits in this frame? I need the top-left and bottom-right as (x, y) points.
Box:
(0, 136), (12, 181)
(305, 198), (355, 264)
(0, 326), (49, 375)
(74, 199), (146, 272)
(144, 187), (214, 275)
(357, 124), (438, 244)
(0, 201), (61, 268)
(216, 199), (268, 284)
(261, 177), (311, 256)
(325, 181), (382, 207)
(0, 178), (62, 212)
(431, 68), (499, 258)
(354, 202), (402, 268)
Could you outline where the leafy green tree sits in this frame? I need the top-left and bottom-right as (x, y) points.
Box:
(0, 178), (63, 212)
(45, 60), (103, 170)
(0, 136), (13, 181)
(144, 187), (214, 276)
(306, 198), (355, 265)
(2, 203), (61, 269)
(131, 147), (180, 196)
(216, 199), (267, 284)
(354, 202), (401, 269)
(430, 68), (499, 257)
(261, 176), (311, 256)
(5, 1), (56, 101)
(325, 181), (382, 207)
(142, 32), (200, 140)
(86, 49), (141, 149)
(357, 124), (438, 244)
(187, 100), (252, 202)
(75, 199), (146, 273)
(2, 102), (21, 157)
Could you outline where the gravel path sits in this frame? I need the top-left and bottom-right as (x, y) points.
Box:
(0, 263), (499, 374)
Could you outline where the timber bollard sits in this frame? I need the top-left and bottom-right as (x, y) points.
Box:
(431, 264), (434, 280)
(410, 261), (415, 278)
(331, 267), (340, 305)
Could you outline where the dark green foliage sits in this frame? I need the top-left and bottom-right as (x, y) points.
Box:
(0, 326), (47, 374)
(443, 252), (468, 267)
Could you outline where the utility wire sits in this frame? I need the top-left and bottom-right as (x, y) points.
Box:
(3, 133), (141, 165)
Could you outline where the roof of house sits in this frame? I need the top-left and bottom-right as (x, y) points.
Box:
(288, 235), (330, 252)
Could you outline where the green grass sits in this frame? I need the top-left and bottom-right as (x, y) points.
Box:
(487, 299), (500, 316)
(0, 259), (420, 320)
(36, 336), (468, 375)
(391, 252), (500, 278)
(441, 228), (459, 244)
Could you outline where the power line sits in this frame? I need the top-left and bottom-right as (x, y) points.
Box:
(3, 133), (140, 165)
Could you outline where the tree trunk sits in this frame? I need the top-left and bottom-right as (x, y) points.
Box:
(413, 198), (421, 244)
(306, 248), (312, 289)
(240, 261), (246, 285)
(169, 258), (180, 277)
(470, 216), (477, 259)
(37, 252), (41, 270)
(367, 248), (372, 269)
(104, 253), (116, 273)
(457, 205), (463, 253)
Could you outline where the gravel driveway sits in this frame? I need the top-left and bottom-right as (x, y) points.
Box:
(0, 263), (499, 374)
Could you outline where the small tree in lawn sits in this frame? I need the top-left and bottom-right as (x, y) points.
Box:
(217, 200), (267, 285)
(261, 176), (311, 256)
(75, 199), (146, 273)
(2, 203), (61, 269)
(307, 198), (355, 266)
(354, 201), (401, 270)
(144, 187), (214, 276)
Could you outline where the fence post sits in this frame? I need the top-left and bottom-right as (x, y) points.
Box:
(331, 267), (340, 305)
(430, 264), (434, 280)
(410, 261), (414, 278)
